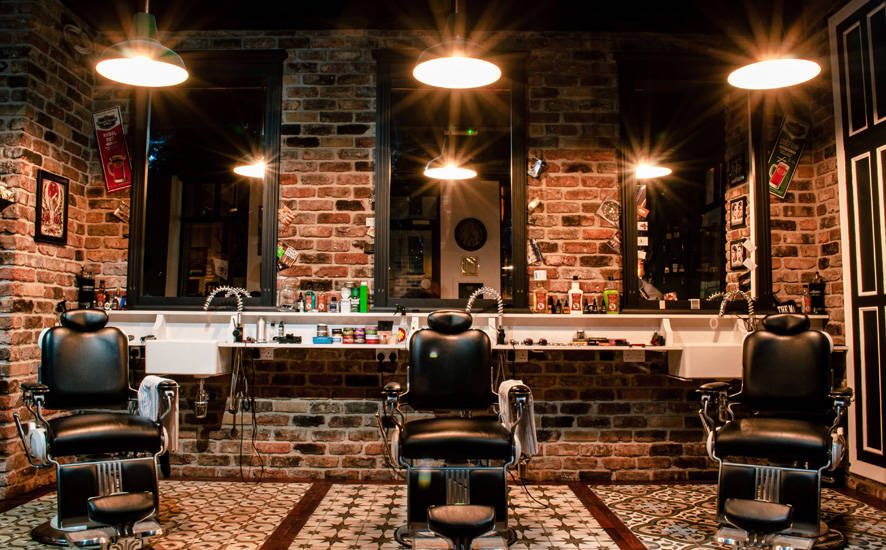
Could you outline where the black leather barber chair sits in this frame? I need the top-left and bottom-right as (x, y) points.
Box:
(378, 310), (530, 547)
(698, 314), (852, 550)
(14, 309), (177, 548)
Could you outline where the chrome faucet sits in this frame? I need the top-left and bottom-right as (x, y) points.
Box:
(709, 289), (756, 332)
(466, 286), (505, 343)
(203, 286), (250, 312)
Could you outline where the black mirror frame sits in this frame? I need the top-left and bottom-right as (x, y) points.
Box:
(372, 49), (529, 310)
(126, 50), (286, 309)
(619, 93), (774, 312)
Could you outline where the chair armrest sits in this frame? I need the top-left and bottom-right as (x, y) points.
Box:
(381, 381), (402, 399)
(21, 383), (49, 395)
(697, 381), (732, 433)
(829, 386), (853, 403)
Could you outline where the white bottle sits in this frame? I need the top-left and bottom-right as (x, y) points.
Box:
(340, 284), (351, 314)
(568, 276), (583, 315)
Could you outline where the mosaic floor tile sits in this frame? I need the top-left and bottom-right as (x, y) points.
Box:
(592, 484), (886, 550)
(0, 480), (310, 550)
(289, 483), (618, 550)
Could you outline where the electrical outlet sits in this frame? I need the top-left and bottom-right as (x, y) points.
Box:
(514, 349), (528, 362)
(376, 349), (396, 362)
(258, 347), (274, 360)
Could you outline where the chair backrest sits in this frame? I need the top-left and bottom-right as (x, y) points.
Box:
(741, 314), (832, 416)
(407, 310), (494, 410)
(40, 309), (130, 410)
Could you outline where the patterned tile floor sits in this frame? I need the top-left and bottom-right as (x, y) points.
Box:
(290, 484), (618, 550)
(0, 481), (310, 550)
(593, 484), (886, 550)
(1, 481), (883, 550)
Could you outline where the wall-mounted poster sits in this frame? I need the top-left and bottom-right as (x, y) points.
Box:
(35, 169), (69, 245)
(767, 116), (809, 199)
(93, 106), (132, 193)
(729, 197), (747, 229)
(730, 239), (747, 270)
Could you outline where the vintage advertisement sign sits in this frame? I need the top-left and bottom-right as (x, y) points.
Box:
(93, 106), (132, 193)
(767, 116), (810, 199)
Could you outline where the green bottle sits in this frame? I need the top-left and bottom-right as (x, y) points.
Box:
(359, 281), (369, 312)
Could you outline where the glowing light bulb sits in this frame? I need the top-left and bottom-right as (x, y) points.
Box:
(727, 58), (820, 90)
(233, 161), (265, 178)
(635, 164), (672, 179)
(423, 163), (477, 180)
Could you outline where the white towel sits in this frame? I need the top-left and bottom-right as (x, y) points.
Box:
(498, 379), (538, 457)
(138, 375), (179, 452)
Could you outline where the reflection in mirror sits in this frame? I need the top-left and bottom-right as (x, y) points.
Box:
(375, 52), (527, 309)
(128, 50), (284, 308)
(619, 55), (728, 306)
(389, 89), (512, 300)
(145, 88), (265, 297)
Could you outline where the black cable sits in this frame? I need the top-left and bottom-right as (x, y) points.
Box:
(508, 469), (549, 510)
(233, 352), (264, 483)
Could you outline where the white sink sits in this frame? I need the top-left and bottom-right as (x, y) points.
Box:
(666, 317), (748, 379)
(145, 340), (231, 376)
(668, 342), (744, 378)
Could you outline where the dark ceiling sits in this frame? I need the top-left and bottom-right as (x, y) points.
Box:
(64, 0), (822, 36)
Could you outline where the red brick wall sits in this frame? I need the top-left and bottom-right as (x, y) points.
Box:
(0, 11), (857, 497)
(155, 349), (709, 483)
(0, 0), (99, 498)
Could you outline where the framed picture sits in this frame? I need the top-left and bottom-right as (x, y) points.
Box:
(35, 169), (69, 245)
(730, 240), (747, 270)
(729, 197), (747, 229)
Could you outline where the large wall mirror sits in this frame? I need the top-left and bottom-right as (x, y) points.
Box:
(374, 50), (528, 309)
(127, 50), (285, 308)
(618, 52), (773, 310)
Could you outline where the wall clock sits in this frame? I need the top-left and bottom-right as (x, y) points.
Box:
(454, 218), (487, 251)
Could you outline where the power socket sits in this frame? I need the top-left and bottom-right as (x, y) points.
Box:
(514, 349), (528, 362)
(377, 349), (397, 362)
(258, 348), (274, 360)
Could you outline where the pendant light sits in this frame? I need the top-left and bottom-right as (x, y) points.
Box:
(413, 0), (500, 89)
(727, 58), (820, 90)
(95, 1), (188, 87)
(233, 161), (265, 178)
(424, 132), (477, 180)
(635, 164), (672, 179)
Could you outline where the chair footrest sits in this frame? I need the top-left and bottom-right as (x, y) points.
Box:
(87, 491), (155, 526)
(724, 498), (793, 534)
(64, 518), (162, 547)
(427, 504), (495, 543)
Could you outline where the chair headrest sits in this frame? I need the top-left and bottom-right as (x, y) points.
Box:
(427, 310), (473, 334)
(60, 309), (109, 332)
(762, 313), (810, 335)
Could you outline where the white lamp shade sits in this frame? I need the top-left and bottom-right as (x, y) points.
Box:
(413, 39), (501, 89)
(727, 58), (821, 90)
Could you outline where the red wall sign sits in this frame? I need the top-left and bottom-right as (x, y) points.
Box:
(93, 106), (132, 193)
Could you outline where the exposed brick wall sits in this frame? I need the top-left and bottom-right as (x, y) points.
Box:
(766, 27), (843, 345)
(0, 10), (865, 498)
(0, 0), (101, 498)
(157, 349), (709, 482)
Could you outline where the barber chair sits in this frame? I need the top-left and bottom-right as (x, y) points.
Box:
(13, 309), (177, 548)
(378, 310), (530, 547)
(698, 314), (852, 550)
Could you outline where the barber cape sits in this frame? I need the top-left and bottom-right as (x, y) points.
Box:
(497, 379), (538, 457)
(138, 375), (179, 452)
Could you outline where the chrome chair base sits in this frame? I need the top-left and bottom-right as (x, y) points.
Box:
(715, 522), (846, 550)
(32, 517), (162, 548)
(397, 524), (518, 548)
